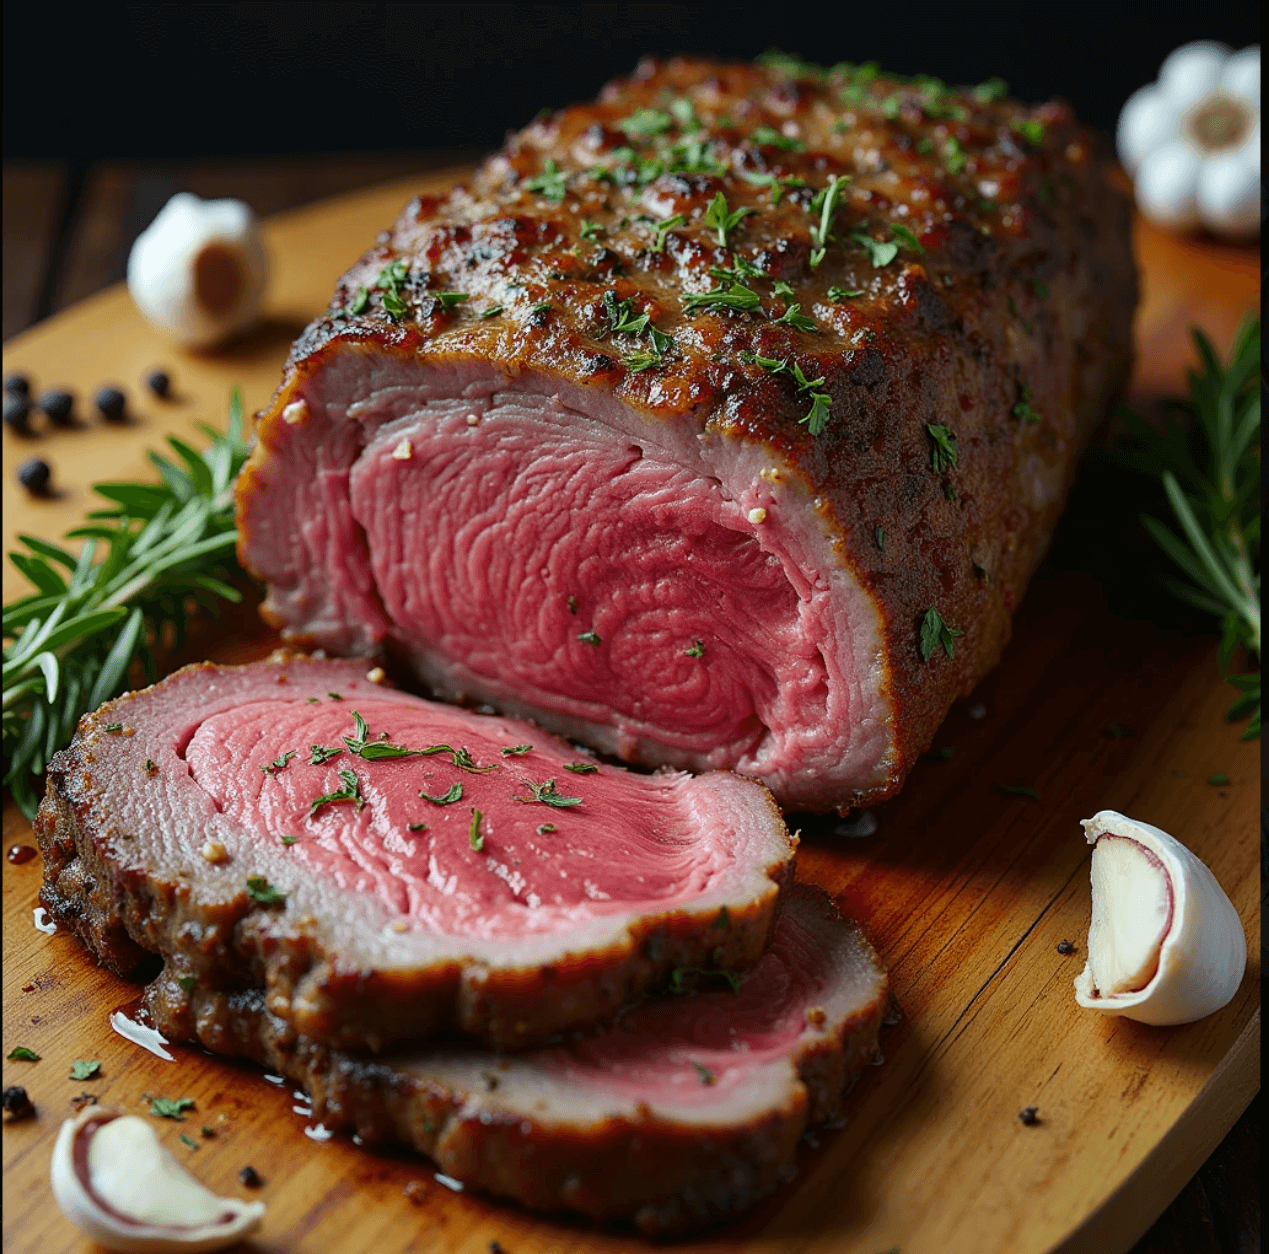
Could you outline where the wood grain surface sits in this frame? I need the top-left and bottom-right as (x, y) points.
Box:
(1, 170), (1261, 1254)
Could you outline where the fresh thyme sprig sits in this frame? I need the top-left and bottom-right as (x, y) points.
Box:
(3, 391), (253, 816)
(1108, 317), (1260, 738)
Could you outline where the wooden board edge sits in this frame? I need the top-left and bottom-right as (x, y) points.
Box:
(1050, 1007), (1261, 1254)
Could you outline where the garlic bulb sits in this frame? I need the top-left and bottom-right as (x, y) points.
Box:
(127, 193), (269, 349)
(50, 1106), (265, 1253)
(1117, 42), (1260, 240)
(1074, 810), (1246, 1026)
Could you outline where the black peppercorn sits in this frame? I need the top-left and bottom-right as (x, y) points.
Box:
(239, 1165), (263, 1187)
(2, 1086), (34, 1120)
(145, 368), (171, 398)
(4, 373), (30, 397)
(18, 458), (51, 494)
(94, 386), (127, 422)
(1018, 1106), (1040, 1126)
(38, 389), (74, 425)
(3, 394), (32, 434)
(1056, 939), (1075, 955)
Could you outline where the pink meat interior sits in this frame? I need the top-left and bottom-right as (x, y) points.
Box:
(550, 889), (836, 1106)
(184, 697), (741, 938)
(340, 391), (845, 781)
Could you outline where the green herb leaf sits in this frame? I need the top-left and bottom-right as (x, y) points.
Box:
(651, 214), (686, 252)
(775, 303), (818, 333)
(261, 750), (295, 776)
(691, 1060), (717, 1085)
(1013, 383), (1041, 424)
(943, 137), (967, 175)
(480, 305), (503, 319)
(348, 287), (370, 315)
(432, 292), (469, 312)
(682, 281), (763, 313)
(808, 175), (851, 268)
(468, 808), (485, 850)
(501, 744), (533, 757)
(750, 125), (805, 151)
(177, 975), (195, 992)
(619, 108), (673, 137)
(973, 77), (1010, 102)
(801, 392), (833, 436)
(828, 286), (864, 301)
(891, 224), (925, 253)
(876, 526), (886, 552)
(1208, 772), (1230, 786)
(603, 290), (650, 337)
(927, 424), (959, 472)
(381, 290), (409, 319)
(536, 823), (557, 834)
(919, 606), (964, 661)
(563, 761), (598, 774)
(419, 782), (463, 805)
(309, 744), (343, 765)
(309, 767), (363, 817)
(577, 630), (601, 646)
(1011, 117), (1045, 146)
(515, 778), (583, 808)
(407, 822), (428, 831)
(523, 158), (568, 202)
(700, 192), (757, 248)
(245, 876), (286, 906)
(852, 231), (899, 268)
(685, 639), (705, 657)
(327, 692), (343, 700)
(70, 1059), (101, 1080)
(179, 1133), (199, 1151)
(6, 1047), (39, 1061)
(579, 220), (603, 241)
(147, 1095), (195, 1121)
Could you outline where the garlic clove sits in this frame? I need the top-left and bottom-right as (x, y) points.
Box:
(1116, 83), (1179, 176)
(1133, 140), (1203, 232)
(127, 193), (268, 350)
(1158, 41), (1233, 108)
(1218, 45), (1260, 105)
(1074, 810), (1246, 1026)
(1197, 150), (1262, 237)
(51, 1106), (265, 1253)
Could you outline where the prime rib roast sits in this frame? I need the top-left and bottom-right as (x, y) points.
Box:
(237, 54), (1136, 812)
(35, 655), (795, 1054)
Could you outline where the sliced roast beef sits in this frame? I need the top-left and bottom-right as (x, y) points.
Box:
(237, 55), (1137, 811)
(35, 654), (794, 1053)
(153, 884), (888, 1236)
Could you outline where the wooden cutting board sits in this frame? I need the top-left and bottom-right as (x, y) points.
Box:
(1, 172), (1259, 1254)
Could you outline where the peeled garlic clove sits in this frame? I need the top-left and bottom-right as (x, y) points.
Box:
(127, 193), (268, 349)
(51, 1106), (265, 1253)
(1074, 810), (1246, 1026)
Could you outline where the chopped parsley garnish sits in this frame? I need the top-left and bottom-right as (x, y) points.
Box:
(852, 231), (899, 268)
(927, 424), (959, 472)
(1208, 772), (1231, 786)
(309, 767), (363, 817)
(1013, 383), (1041, 423)
(327, 692), (343, 700)
(501, 744), (533, 757)
(566, 595), (578, 614)
(691, 1060), (716, 1085)
(280, 835), (297, 846)
(309, 744), (343, 765)
(1034, 280), (1049, 299)
(1011, 117), (1045, 146)
(408, 822), (428, 831)
(179, 1133), (199, 1151)
(891, 223), (924, 254)
(686, 639), (705, 658)
(973, 77), (1010, 102)
(348, 287), (369, 315)
(740, 353), (833, 436)
(669, 97), (697, 129)
(916, 137), (935, 155)
(536, 823), (557, 834)
(750, 125), (805, 151)
(670, 967), (741, 994)
(245, 876), (286, 905)
(578, 630), (601, 646)
(480, 305), (503, 319)
(919, 607), (964, 661)
(69, 1060), (101, 1081)
(515, 778), (583, 808)
(143, 759), (158, 776)
(682, 280), (763, 313)
(177, 976), (195, 992)
(700, 192), (757, 248)
(999, 785), (1041, 801)
(261, 750), (295, 776)
(146, 1095), (195, 1121)
(808, 175), (851, 268)
(579, 219), (603, 241)
(619, 107), (673, 137)
(651, 214), (686, 252)
(104, 722), (123, 732)
(875, 526), (886, 552)
(381, 290), (409, 319)
(531, 301), (552, 316)
(419, 782), (463, 806)
(432, 292), (469, 312)
(828, 286), (864, 301)
(563, 762), (598, 774)
(468, 808), (485, 851)
(6, 1047), (39, 1061)
(774, 303), (818, 332)
(943, 138), (967, 175)
(523, 158), (568, 202)
(603, 290), (651, 336)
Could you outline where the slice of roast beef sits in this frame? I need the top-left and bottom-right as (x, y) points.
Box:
(156, 884), (888, 1237)
(36, 654), (794, 1054)
(237, 55), (1137, 812)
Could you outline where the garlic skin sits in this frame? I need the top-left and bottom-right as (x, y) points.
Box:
(1116, 42), (1260, 240)
(127, 194), (269, 349)
(1074, 810), (1246, 1026)
(51, 1106), (265, 1253)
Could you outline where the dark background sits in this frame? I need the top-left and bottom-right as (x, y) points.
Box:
(4, 2), (1263, 160)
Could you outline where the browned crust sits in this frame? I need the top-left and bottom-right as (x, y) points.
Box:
(236, 56), (1137, 811)
(157, 945), (886, 1237)
(35, 657), (794, 1054)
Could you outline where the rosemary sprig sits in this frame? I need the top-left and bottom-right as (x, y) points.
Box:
(3, 391), (252, 816)
(1109, 317), (1260, 738)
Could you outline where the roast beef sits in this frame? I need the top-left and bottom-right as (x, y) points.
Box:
(35, 654), (794, 1053)
(237, 55), (1137, 812)
(153, 884), (889, 1237)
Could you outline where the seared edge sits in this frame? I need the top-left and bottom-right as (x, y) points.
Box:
(36, 655), (795, 1053)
